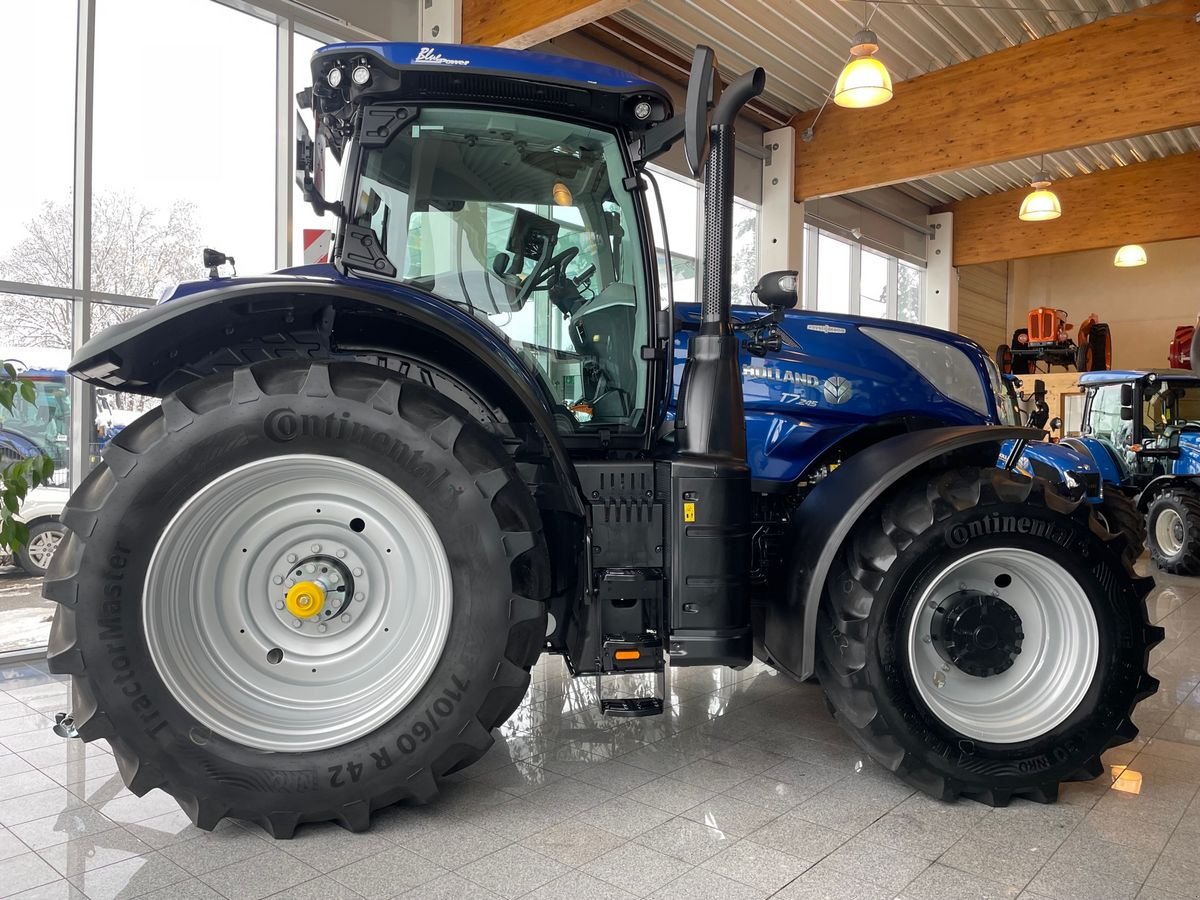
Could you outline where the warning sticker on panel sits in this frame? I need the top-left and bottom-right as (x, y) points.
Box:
(683, 501), (696, 523)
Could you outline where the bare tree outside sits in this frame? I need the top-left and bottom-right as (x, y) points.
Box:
(0, 193), (202, 349)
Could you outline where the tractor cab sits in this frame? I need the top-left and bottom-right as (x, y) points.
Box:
(1079, 370), (1200, 483)
(297, 43), (676, 443)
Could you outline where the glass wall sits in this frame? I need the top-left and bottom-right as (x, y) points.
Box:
(647, 165), (761, 307)
(0, 0), (366, 655)
(804, 224), (926, 323)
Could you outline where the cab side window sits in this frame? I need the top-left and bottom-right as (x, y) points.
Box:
(1088, 385), (1127, 446)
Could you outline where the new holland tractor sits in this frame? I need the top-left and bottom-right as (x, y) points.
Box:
(45, 41), (1160, 838)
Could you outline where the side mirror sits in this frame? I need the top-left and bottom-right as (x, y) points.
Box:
(683, 46), (717, 177)
(1119, 382), (1135, 420)
(295, 112), (342, 217)
(753, 270), (799, 310)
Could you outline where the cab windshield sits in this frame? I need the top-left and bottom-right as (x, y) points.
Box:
(351, 107), (650, 433)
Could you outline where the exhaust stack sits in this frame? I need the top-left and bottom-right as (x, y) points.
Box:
(676, 67), (766, 459)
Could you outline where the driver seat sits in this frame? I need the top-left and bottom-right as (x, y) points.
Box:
(571, 283), (638, 418)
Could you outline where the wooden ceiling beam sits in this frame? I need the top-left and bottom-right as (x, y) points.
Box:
(791, 0), (1200, 200)
(945, 152), (1200, 266)
(462, 0), (641, 49)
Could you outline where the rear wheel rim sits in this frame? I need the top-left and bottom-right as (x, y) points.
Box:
(1155, 508), (1185, 557)
(144, 454), (453, 752)
(905, 547), (1098, 744)
(26, 528), (63, 572)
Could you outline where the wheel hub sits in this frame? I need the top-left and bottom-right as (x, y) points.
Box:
(930, 590), (1024, 677)
(268, 548), (361, 635)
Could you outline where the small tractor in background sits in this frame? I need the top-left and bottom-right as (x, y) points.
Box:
(1063, 369), (1200, 573)
(997, 307), (1111, 374)
(45, 41), (1160, 837)
(998, 375), (1145, 559)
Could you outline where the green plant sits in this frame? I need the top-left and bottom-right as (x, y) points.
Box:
(0, 363), (56, 555)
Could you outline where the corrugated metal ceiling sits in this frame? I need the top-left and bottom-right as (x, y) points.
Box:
(612, 0), (1200, 202)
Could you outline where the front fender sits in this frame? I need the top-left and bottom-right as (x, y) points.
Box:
(762, 425), (1042, 680)
(68, 278), (584, 516)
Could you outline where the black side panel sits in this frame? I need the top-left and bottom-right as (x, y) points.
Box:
(668, 457), (752, 667)
(763, 425), (1041, 680)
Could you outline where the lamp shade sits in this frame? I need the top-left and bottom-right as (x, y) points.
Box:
(1114, 244), (1147, 267)
(1018, 177), (1062, 222)
(833, 56), (893, 108)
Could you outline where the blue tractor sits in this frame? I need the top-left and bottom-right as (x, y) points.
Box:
(1057, 370), (1200, 573)
(997, 376), (1146, 559)
(45, 42), (1159, 837)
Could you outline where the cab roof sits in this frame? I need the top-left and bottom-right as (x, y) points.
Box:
(313, 42), (665, 95)
(1078, 369), (1200, 386)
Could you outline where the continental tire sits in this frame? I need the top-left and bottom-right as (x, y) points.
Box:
(816, 467), (1161, 806)
(1092, 491), (1146, 562)
(1147, 490), (1200, 575)
(44, 360), (549, 837)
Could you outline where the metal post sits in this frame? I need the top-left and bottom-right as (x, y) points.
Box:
(925, 212), (957, 332)
(276, 18), (294, 269)
(70, 0), (96, 492)
(759, 127), (804, 279)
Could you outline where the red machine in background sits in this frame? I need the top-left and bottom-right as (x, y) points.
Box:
(1170, 325), (1194, 369)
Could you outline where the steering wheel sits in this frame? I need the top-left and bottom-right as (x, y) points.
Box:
(531, 246), (579, 290)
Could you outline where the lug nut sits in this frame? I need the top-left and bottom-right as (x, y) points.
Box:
(286, 553), (297, 564)
(285, 578), (295, 588)
(311, 544), (321, 553)
(353, 567), (363, 577)
(341, 614), (351, 623)
(335, 549), (347, 558)
(318, 624), (327, 633)
(305, 563), (316, 574)
(275, 601), (285, 610)
(272, 575), (283, 585)
(354, 592), (364, 602)
(329, 572), (340, 583)
(292, 619), (302, 628)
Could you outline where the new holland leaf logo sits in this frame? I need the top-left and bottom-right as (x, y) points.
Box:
(823, 376), (852, 405)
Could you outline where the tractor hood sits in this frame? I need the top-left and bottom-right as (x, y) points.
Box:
(673, 304), (1002, 424)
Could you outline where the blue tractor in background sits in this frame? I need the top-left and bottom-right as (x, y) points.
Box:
(44, 41), (1159, 837)
(998, 375), (1146, 559)
(1058, 370), (1200, 573)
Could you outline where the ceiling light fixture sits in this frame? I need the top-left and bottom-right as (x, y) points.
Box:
(1018, 156), (1062, 221)
(834, 30), (894, 108)
(1114, 244), (1148, 267)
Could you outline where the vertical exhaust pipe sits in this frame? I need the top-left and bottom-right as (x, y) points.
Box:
(668, 65), (766, 670)
(677, 67), (766, 459)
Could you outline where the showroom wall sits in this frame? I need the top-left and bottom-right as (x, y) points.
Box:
(1009, 236), (1200, 369)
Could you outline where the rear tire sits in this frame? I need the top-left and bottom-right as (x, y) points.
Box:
(1009, 330), (1032, 375)
(816, 467), (1160, 806)
(45, 360), (549, 836)
(1147, 490), (1200, 575)
(1077, 323), (1112, 372)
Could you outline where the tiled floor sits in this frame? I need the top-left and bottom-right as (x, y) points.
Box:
(2, 558), (1200, 899)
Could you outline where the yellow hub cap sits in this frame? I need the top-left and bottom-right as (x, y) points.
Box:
(285, 580), (326, 619)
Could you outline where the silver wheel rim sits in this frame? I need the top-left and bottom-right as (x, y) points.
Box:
(1155, 508), (1185, 557)
(27, 527), (64, 571)
(905, 547), (1098, 744)
(144, 454), (453, 752)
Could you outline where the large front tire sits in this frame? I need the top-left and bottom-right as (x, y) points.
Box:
(1092, 491), (1146, 561)
(816, 467), (1160, 806)
(44, 361), (549, 836)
